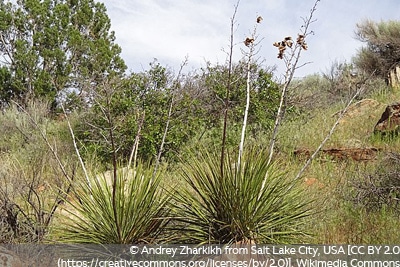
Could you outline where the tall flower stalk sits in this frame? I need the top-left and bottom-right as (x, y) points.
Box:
(238, 17), (261, 169)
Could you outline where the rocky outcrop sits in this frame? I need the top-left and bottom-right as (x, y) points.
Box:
(294, 147), (380, 161)
(388, 65), (400, 89)
(332, 99), (381, 125)
(336, 99), (381, 120)
(374, 102), (400, 135)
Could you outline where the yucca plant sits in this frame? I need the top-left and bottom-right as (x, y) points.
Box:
(171, 147), (313, 244)
(56, 163), (170, 243)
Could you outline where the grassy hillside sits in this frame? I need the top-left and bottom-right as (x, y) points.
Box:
(1, 73), (400, 244)
(276, 76), (400, 243)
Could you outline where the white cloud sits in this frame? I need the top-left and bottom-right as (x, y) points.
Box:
(102, 0), (400, 77)
(105, 0), (236, 71)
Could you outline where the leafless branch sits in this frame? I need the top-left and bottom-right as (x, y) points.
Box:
(128, 111), (145, 169)
(267, 0), (321, 166)
(154, 56), (188, 176)
(221, 0), (240, 177)
(61, 104), (91, 188)
(259, 0), (320, 198)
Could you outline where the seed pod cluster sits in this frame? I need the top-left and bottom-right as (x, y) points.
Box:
(273, 34), (308, 59)
(244, 37), (254, 47)
(297, 34), (308, 50)
(273, 36), (293, 59)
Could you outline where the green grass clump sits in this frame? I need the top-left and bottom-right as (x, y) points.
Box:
(57, 163), (170, 244)
(170, 147), (313, 244)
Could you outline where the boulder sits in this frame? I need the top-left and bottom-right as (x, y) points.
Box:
(333, 98), (381, 122)
(374, 102), (400, 135)
(340, 99), (380, 119)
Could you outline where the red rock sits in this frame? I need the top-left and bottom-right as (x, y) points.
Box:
(374, 102), (400, 135)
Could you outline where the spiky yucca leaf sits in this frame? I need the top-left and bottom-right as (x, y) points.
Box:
(56, 163), (170, 243)
(171, 147), (313, 244)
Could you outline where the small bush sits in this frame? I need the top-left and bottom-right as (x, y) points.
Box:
(352, 153), (400, 212)
(0, 101), (75, 243)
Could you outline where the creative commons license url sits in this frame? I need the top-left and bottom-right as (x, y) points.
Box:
(57, 258), (292, 267)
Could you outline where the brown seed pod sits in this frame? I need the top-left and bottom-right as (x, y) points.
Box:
(244, 37), (254, 47)
(297, 34), (305, 44)
(285, 40), (293, 48)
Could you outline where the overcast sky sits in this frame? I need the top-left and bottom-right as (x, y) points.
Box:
(101, 0), (400, 78)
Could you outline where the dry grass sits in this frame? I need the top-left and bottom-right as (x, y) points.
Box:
(275, 82), (400, 243)
(0, 101), (76, 243)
